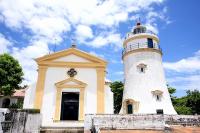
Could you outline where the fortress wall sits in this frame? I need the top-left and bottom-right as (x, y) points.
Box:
(84, 114), (200, 133)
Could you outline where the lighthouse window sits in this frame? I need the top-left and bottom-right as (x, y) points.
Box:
(140, 67), (144, 72)
(156, 95), (160, 101)
(137, 63), (147, 73)
(156, 109), (163, 114)
(152, 90), (163, 101)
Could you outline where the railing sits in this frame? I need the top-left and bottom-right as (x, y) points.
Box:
(1, 111), (14, 133)
(1, 121), (13, 132)
(125, 31), (157, 40)
(146, 30), (157, 35)
(122, 42), (162, 56)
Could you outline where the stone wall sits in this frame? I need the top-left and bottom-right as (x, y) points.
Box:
(0, 111), (199, 133)
(0, 112), (4, 132)
(84, 114), (200, 133)
(164, 115), (200, 126)
(84, 114), (165, 133)
(0, 109), (41, 133)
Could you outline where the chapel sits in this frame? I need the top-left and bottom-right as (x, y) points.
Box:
(23, 45), (113, 127)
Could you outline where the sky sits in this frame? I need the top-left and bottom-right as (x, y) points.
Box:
(0, 0), (200, 97)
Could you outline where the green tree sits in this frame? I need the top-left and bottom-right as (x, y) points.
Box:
(167, 85), (200, 115)
(172, 89), (200, 115)
(167, 85), (192, 115)
(167, 85), (177, 104)
(173, 96), (192, 115)
(174, 106), (192, 115)
(9, 98), (24, 109)
(186, 90), (200, 114)
(110, 81), (124, 114)
(0, 53), (23, 96)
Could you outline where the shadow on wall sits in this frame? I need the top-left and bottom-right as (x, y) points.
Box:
(0, 96), (24, 109)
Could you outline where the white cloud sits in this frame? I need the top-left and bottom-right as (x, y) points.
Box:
(164, 50), (200, 73)
(164, 50), (200, 91)
(0, 33), (12, 54)
(0, 0), (166, 46)
(29, 17), (70, 43)
(144, 6), (172, 34)
(11, 40), (49, 84)
(166, 75), (200, 91)
(75, 25), (93, 41)
(86, 33), (122, 48)
(0, 0), (152, 28)
(0, 0), (167, 84)
(0, 0), (71, 44)
(145, 23), (159, 34)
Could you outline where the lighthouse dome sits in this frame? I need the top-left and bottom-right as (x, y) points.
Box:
(133, 22), (147, 34)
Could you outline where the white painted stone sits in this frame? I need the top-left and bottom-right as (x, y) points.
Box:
(23, 83), (36, 109)
(121, 24), (177, 115)
(23, 52), (113, 127)
(25, 114), (41, 133)
(53, 54), (91, 62)
(84, 114), (165, 132)
(104, 84), (113, 114)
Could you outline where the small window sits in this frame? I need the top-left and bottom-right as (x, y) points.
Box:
(140, 67), (144, 73)
(137, 63), (147, 73)
(156, 109), (163, 114)
(156, 95), (160, 101)
(151, 90), (163, 101)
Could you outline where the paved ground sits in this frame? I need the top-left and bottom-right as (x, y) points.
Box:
(100, 130), (163, 133)
(100, 126), (200, 133)
(170, 126), (200, 133)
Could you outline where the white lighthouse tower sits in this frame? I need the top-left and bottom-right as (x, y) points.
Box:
(121, 21), (177, 114)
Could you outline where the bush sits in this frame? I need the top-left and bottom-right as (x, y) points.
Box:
(9, 98), (23, 109)
(21, 109), (40, 113)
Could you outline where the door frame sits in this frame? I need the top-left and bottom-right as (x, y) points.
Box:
(54, 78), (87, 121)
(123, 99), (139, 114)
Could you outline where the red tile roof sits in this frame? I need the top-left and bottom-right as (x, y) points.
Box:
(12, 89), (25, 97)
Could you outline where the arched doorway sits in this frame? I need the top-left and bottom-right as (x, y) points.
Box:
(2, 98), (10, 108)
(123, 99), (139, 114)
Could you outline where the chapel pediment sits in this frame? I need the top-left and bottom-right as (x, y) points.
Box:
(55, 78), (87, 88)
(35, 47), (107, 65)
(53, 54), (92, 63)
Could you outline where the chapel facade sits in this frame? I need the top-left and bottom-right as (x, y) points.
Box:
(23, 46), (113, 127)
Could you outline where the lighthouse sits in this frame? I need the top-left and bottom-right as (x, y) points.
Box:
(121, 21), (177, 114)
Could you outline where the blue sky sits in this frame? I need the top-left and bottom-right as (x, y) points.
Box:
(0, 0), (200, 97)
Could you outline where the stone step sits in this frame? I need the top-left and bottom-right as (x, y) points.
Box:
(40, 127), (84, 133)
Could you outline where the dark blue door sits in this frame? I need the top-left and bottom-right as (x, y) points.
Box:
(60, 92), (79, 120)
(147, 38), (153, 48)
(127, 104), (133, 114)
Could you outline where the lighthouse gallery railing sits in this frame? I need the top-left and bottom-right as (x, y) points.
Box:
(122, 42), (162, 56)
